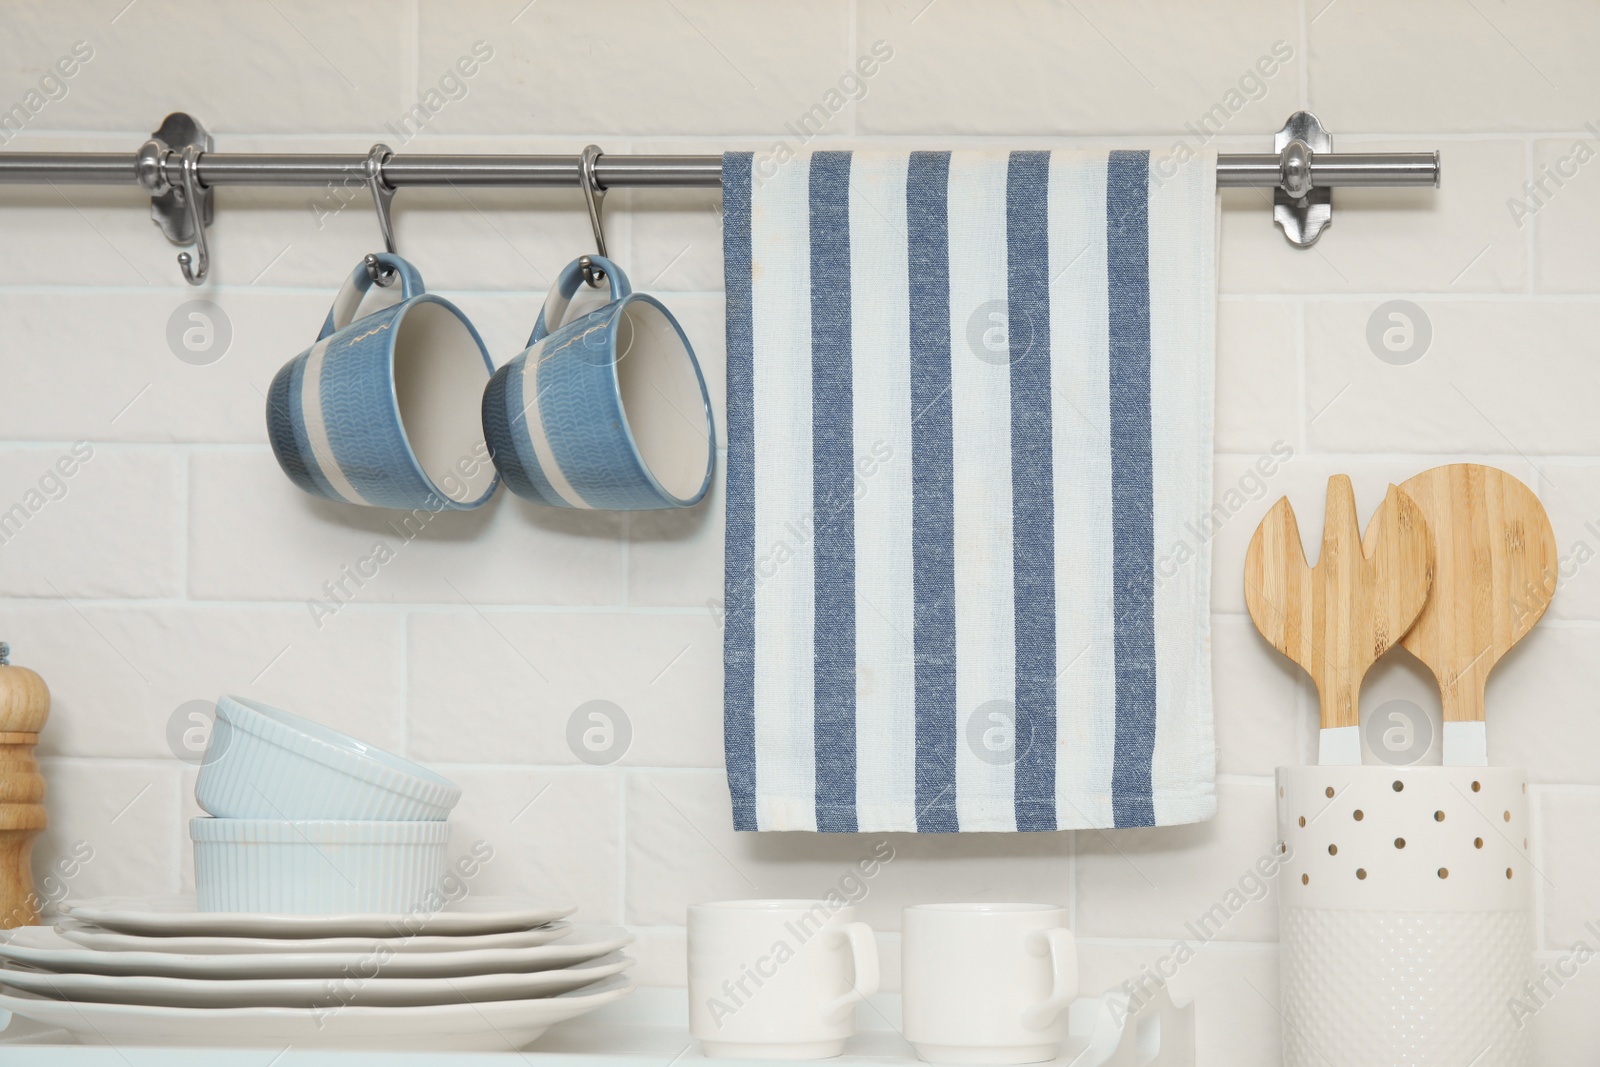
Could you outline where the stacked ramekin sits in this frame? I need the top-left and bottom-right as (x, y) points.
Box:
(191, 696), (461, 914)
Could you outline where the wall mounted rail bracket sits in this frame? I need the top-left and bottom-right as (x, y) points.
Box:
(1273, 111), (1334, 247)
(135, 112), (213, 248)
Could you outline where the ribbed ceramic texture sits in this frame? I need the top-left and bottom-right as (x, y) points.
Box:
(484, 316), (639, 507)
(196, 696), (460, 821)
(481, 256), (713, 511)
(520, 311), (644, 506)
(266, 253), (496, 511)
(1277, 765), (1533, 1066)
(266, 297), (421, 507)
(191, 818), (449, 914)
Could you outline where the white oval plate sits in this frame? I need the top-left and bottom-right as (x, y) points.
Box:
(4, 925), (625, 980)
(58, 895), (576, 938)
(0, 951), (632, 1008)
(0, 975), (633, 1050)
(54, 917), (573, 955)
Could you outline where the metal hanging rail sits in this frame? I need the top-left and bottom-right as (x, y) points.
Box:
(0, 151), (727, 188)
(0, 150), (1437, 190)
(0, 110), (1439, 282)
(0, 147), (1446, 189)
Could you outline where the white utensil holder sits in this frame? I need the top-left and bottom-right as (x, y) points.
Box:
(1276, 765), (1533, 1067)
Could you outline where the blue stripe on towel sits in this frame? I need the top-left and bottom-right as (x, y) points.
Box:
(1106, 150), (1157, 829)
(907, 151), (960, 833)
(809, 152), (859, 833)
(1006, 151), (1057, 832)
(722, 152), (759, 832)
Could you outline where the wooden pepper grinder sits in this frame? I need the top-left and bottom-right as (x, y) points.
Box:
(0, 642), (48, 928)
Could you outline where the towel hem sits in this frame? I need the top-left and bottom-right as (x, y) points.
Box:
(743, 787), (1217, 833)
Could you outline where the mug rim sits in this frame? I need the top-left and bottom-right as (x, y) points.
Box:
(904, 902), (1065, 914)
(378, 292), (499, 511)
(587, 293), (715, 508)
(691, 898), (844, 912)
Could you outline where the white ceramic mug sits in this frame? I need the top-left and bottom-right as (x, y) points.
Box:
(901, 903), (1078, 1065)
(687, 899), (880, 1060)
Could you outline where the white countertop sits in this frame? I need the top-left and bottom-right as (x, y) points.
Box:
(0, 988), (1127, 1065)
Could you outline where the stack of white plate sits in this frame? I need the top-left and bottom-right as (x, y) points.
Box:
(0, 895), (634, 1050)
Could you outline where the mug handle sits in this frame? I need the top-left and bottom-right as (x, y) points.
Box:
(818, 921), (880, 1025)
(1020, 927), (1079, 1031)
(317, 253), (425, 342)
(527, 255), (633, 346)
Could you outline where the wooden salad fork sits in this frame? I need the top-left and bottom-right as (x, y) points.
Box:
(1245, 477), (1434, 765)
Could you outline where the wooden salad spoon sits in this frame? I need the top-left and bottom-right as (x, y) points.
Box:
(1371, 464), (1557, 765)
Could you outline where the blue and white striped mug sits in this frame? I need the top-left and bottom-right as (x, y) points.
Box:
(482, 256), (714, 510)
(267, 253), (498, 511)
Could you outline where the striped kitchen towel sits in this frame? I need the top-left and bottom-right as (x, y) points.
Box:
(722, 149), (1216, 832)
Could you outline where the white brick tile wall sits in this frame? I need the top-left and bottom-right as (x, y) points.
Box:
(1537, 463), (1600, 620)
(175, 764), (201, 895)
(35, 758), (184, 904)
(7, 1), (411, 134)
(1305, 301), (1600, 455)
(1532, 790), (1600, 952)
(627, 470), (725, 609)
(1527, 950), (1600, 1064)
(1178, 947), (1284, 1067)
(1307, 0), (1600, 132)
(0, 143), (197, 289)
(1486, 626), (1600, 782)
(188, 449), (627, 604)
(624, 770), (1072, 929)
(626, 925), (689, 990)
(1076, 780), (1280, 943)
(438, 765), (623, 925)
(0, 290), (323, 443)
(1216, 299), (1300, 454)
(4, 601), (402, 759)
(415, 1), (852, 136)
(0, 2), (1594, 1058)
(1358, 646), (1451, 764)
(1531, 137), (1600, 293)
(1212, 615), (1307, 775)
(857, 0), (1302, 136)
(622, 153), (726, 295)
(0, 445), (182, 598)
(407, 611), (723, 767)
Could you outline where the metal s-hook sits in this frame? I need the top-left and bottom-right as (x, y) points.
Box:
(174, 145), (209, 285)
(363, 143), (399, 287)
(577, 144), (608, 288)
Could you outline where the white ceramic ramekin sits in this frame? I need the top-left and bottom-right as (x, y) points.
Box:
(191, 817), (450, 914)
(196, 696), (460, 821)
